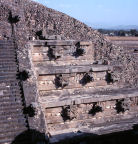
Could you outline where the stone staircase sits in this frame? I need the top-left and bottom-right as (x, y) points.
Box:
(0, 40), (27, 144)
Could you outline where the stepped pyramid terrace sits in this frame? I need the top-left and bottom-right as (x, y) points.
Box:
(0, 0), (138, 143)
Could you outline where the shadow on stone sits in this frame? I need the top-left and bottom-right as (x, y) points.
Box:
(54, 74), (68, 89)
(73, 42), (85, 58)
(17, 70), (29, 81)
(61, 106), (71, 121)
(23, 104), (36, 117)
(11, 129), (49, 144)
(115, 98), (130, 114)
(8, 11), (20, 24)
(79, 73), (93, 86)
(36, 30), (46, 40)
(89, 103), (103, 116)
(105, 72), (113, 84)
(54, 129), (138, 144)
(47, 47), (61, 60)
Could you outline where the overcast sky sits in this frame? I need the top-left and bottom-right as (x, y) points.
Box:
(33, 0), (138, 28)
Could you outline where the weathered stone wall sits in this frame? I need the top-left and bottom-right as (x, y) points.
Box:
(46, 97), (138, 133)
(29, 39), (138, 142)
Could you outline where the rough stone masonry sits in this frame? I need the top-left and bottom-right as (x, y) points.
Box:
(0, 0), (138, 143)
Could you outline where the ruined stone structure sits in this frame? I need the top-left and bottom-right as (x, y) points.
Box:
(0, 0), (138, 144)
(29, 38), (138, 143)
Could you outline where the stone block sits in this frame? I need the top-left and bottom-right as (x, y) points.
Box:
(79, 41), (92, 46)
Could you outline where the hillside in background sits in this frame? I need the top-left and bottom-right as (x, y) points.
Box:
(85, 22), (138, 30)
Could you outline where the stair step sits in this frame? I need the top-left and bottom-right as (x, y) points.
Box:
(0, 43), (14, 47)
(0, 116), (26, 125)
(0, 85), (20, 89)
(2, 94), (21, 100)
(0, 115), (25, 123)
(0, 77), (17, 81)
(3, 91), (21, 96)
(0, 55), (16, 59)
(0, 77), (17, 83)
(0, 133), (26, 144)
(0, 60), (16, 63)
(0, 71), (17, 74)
(0, 44), (15, 47)
(0, 47), (15, 51)
(0, 82), (20, 88)
(0, 97), (22, 103)
(0, 138), (13, 144)
(0, 83), (21, 87)
(0, 104), (23, 111)
(0, 49), (15, 53)
(0, 127), (27, 140)
(0, 93), (21, 98)
(0, 100), (22, 104)
(0, 73), (17, 79)
(0, 81), (20, 85)
(0, 42), (14, 45)
(0, 82), (20, 87)
(0, 100), (22, 105)
(0, 52), (16, 56)
(0, 87), (21, 92)
(0, 110), (24, 118)
(0, 113), (25, 121)
(0, 74), (17, 77)
(0, 64), (17, 68)
(0, 41), (14, 44)
(0, 101), (23, 106)
(0, 108), (23, 115)
(0, 119), (26, 129)
(0, 73), (17, 77)
(0, 76), (17, 80)
(0, 62), (17, 65)
(0, 40), (14, 44)
(0, 125), (27, 134)
(0, 69), (17, 73)
(0, 94), (21, 98)
(0, 95), (22, 101)
(0, 120), (26, 130)
(0, 59), (16, 62)
(0, 66), (17, 71)
(0, 77), (17, 80)
(0, 54), (16, 58)
(1, 97), (22, 106)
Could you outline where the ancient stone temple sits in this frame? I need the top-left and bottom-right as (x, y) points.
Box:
(0, 0), (138, 143)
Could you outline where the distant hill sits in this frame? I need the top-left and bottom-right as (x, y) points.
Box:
(85, 22), (138, 30)
(108, 25), (138, 30)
